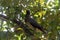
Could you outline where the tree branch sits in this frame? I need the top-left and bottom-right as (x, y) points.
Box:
(0, 14), (34, 36)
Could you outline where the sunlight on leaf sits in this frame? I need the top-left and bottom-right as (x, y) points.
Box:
(38, 11), (46, 18)
(57, 26), (60, 30)
(40, 0), (45, 5)
(34, 14), (38, 17)
(17, 28), (23, 31)
(36, 0), (39, 2)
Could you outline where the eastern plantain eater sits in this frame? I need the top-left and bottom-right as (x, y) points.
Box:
(25, 10), (47, 33)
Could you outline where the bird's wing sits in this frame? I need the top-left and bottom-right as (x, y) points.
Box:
(28, 18), (46, 33)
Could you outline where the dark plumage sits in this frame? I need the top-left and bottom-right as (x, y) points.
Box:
(25, 10), (47, 33)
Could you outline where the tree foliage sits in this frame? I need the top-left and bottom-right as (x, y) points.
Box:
(0, 0), (60, 40)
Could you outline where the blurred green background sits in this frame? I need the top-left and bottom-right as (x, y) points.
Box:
(0, 0), (60, 40)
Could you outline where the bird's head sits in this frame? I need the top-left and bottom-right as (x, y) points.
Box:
(25, 10), (31, 18)
(25, 10), (31, 22)
(26, 10), (30, 16)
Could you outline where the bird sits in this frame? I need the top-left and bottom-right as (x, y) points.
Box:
(25, 10), (47, 33)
